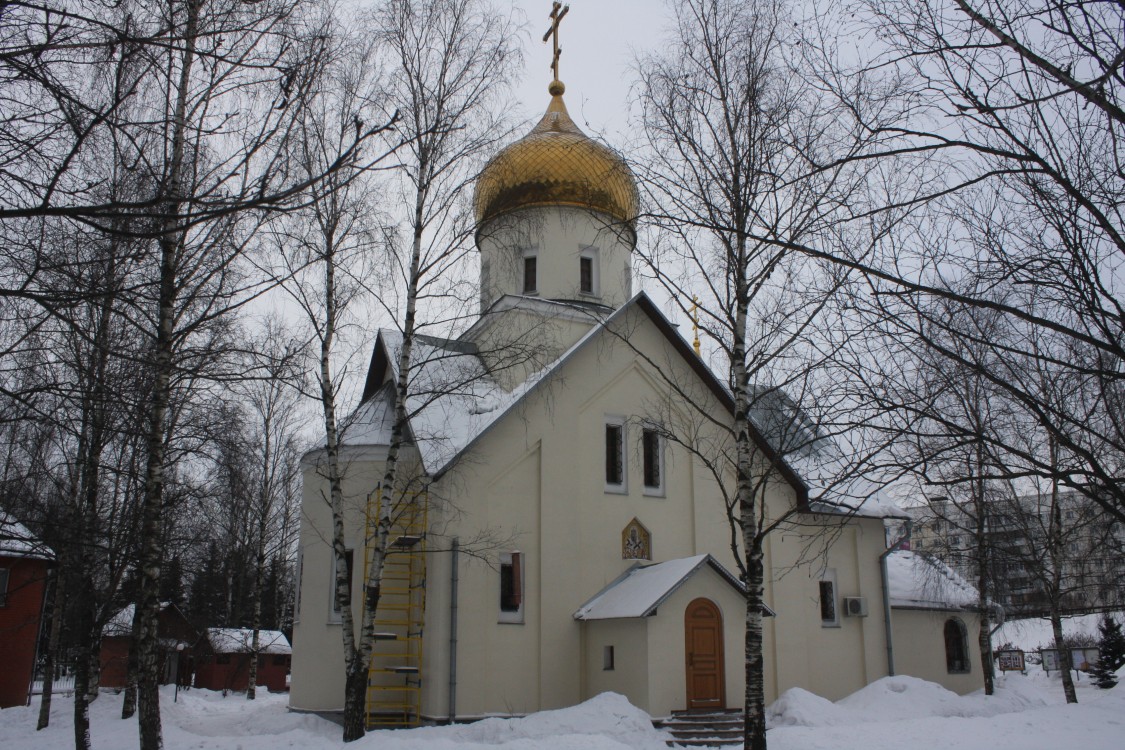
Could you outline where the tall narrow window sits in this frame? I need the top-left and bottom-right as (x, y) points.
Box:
(642, 428), (663, 493)
(0, 568), (9, 607)
(480, 259), (491, 309)
(944, 618), (970, 673)
(523, 255), (537, 294)
(819, 569), (838, 627)
(499, 551), (524, 623)
(605, 420), (625, 492)
(330, 548), (354, 618)
(580, 256), (593, 293)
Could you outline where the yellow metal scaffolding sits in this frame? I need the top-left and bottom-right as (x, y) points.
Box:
(364, 489), (428, 728)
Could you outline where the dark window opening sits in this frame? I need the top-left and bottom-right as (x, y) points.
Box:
(273, 655), (287, 666)
(216, 654), (232, 665)
(0, 568), (8, 607)
(945, 618), (970, 673)
(500, 552), (522, 612)
(603, 645), (615, 671)
(819, 580), (836, 623)
(606, 423), (624, 486)
(642, 428), (661, 489)
(580, 256), (594, 294)
(523, 256), (537, 294)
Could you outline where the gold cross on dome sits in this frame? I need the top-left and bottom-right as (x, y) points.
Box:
(542, 2), (570, 84)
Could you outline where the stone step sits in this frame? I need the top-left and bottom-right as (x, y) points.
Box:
(655, 711), (745, 748)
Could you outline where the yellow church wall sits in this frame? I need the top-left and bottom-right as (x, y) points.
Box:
(582, 619), (650, 713)
(763, 517), (892, 702)
(477, 207), (634, 313)
(646, 566), (748, 718)
(289, 446), (389, 712)
(288, 294), (911, 720)
(891, 608), (984, 695)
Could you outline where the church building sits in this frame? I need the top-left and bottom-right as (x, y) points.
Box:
(289, 31), (983, 725)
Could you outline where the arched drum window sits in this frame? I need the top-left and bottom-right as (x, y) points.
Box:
(944, 618), (970, 674)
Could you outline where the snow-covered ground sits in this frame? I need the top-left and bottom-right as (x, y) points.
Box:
(2, 671), (1122, 750)
(994, 612), (1117, 652)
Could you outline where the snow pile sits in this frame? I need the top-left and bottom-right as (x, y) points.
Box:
(767, 674), (1055, 728)
(993, 612), (1116, 652)
(766, 687), (851, 727)
(391, 693), (670, 750)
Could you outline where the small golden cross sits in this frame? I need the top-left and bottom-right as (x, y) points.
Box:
(542, 2), (570, 84)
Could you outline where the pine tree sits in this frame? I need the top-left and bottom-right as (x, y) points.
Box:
(1090, 615), (1125, 689)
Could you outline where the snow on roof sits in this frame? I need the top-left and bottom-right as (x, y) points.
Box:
(346, 306), (617, 476)
(886, 551), (979, 611)
(343, 293), (909, 517)
(104, 602), (183, 637)
(205, 628), (291, 655)
(745, 388), (906, 520)
(573, 554), (754, 620)
(0, 512), (53, 560)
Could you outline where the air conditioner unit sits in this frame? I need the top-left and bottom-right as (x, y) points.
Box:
(843, 596), (868, 617)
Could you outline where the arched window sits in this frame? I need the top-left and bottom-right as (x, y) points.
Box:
(944, 618), (970, 674)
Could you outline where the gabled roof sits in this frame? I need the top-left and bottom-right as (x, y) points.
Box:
(104, 601), (194, 637)
(204, 628), (291, 655)
(0, 512), (53, 560)
(573, 554), (773, 620)
(349, 293), (813, 504)
(886, 551), (979, 611)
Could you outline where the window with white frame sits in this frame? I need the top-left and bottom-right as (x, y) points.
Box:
(641, 427), (664, 495)
(819, 569), (839, 627)
(579, 247), (599, 296)
(499, 551), (524, 623)
(605, 418), (627, 493)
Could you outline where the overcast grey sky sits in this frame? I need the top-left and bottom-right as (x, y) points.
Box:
(509, 1), (669, 141)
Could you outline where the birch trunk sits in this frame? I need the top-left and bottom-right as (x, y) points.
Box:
(136, 3), (198, 747)
(36, 566), (64, 730)
(316, 226), (366, 742)
(973, 439), (994, 695)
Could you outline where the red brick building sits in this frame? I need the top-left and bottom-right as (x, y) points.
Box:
(0, 514), (53, 708)
(100, 602), (198, 690)
(195, 628), (291, 693)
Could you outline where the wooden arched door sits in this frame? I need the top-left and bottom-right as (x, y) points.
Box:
(684, 597), (726, 710)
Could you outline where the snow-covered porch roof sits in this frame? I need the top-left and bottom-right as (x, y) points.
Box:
(572, 554), (774, 621)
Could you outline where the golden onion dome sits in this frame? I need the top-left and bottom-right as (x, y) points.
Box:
(474, 85), (638, 225)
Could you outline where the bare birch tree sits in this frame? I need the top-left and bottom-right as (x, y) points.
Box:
(632, 1), (904, 747)
(798, 0), (1125, 521)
